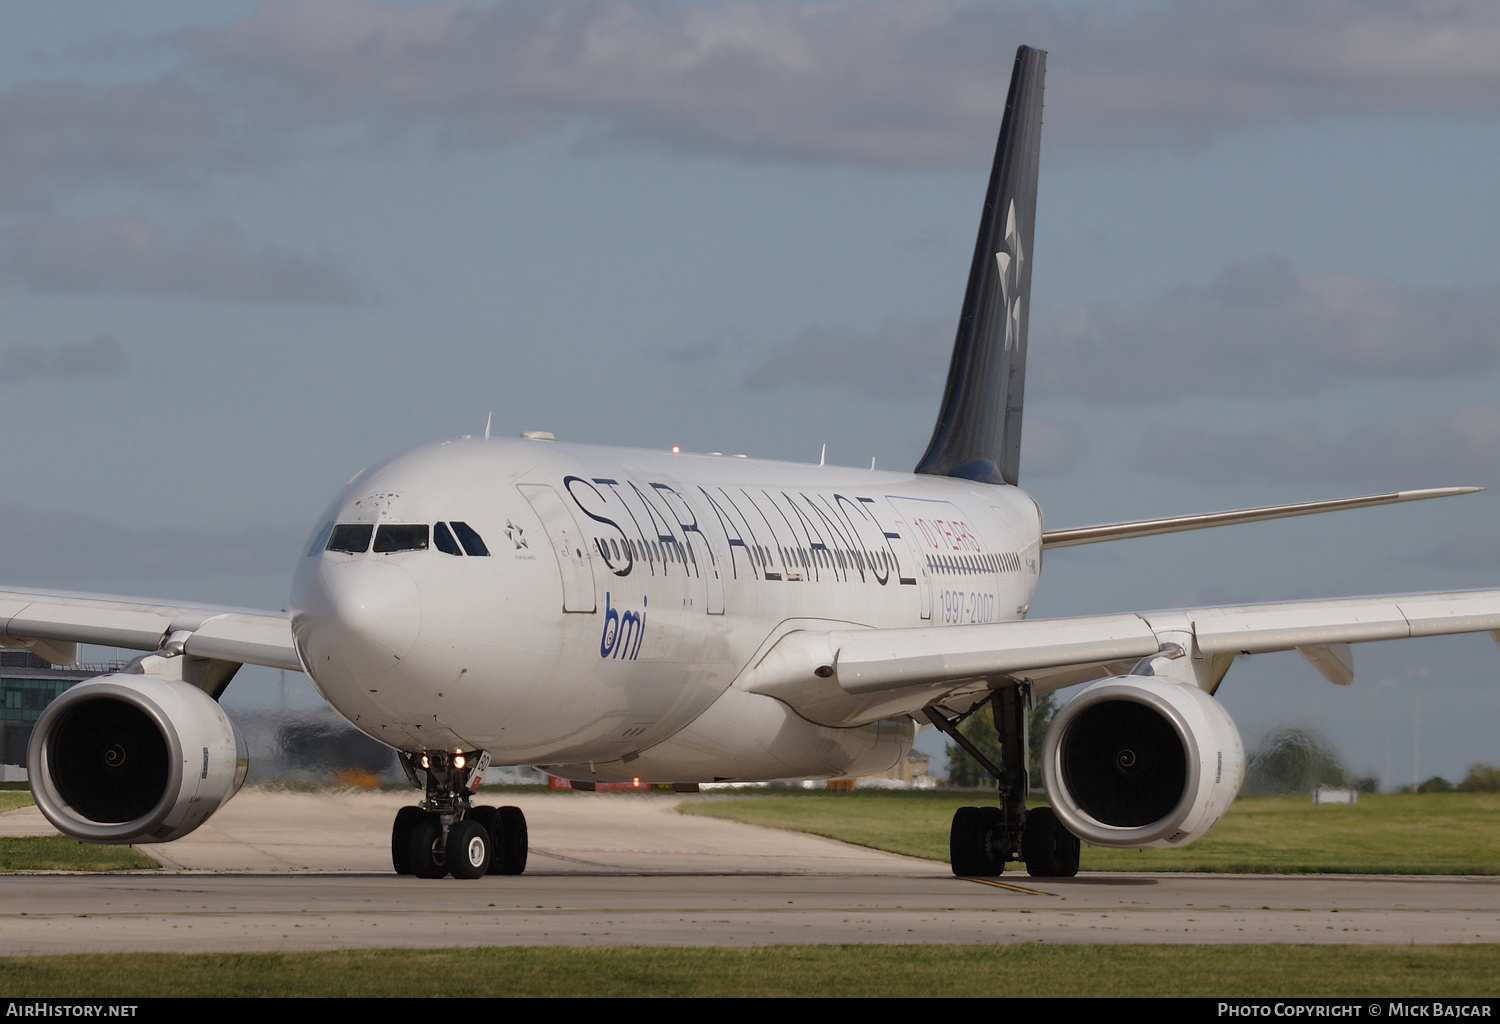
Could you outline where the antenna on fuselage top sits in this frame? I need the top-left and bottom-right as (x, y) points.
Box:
(484, 411), (492, 441)
(819, 443), (826, 467)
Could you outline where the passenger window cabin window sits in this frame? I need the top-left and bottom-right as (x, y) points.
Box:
(450, 521), (490, 556)
(327, 523), (374, 554)
(374, 524), (429, 553)
(434, 522), (463, 556)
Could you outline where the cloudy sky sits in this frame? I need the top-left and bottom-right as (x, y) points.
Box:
(3, 0), (1499, 785)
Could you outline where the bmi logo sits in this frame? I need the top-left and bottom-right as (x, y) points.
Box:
(599, 593), (647, 660)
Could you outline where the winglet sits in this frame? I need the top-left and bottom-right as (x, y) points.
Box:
(916, 46), (1046, 486)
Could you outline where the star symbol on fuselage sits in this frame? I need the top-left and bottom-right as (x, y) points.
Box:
(505, 520), (527, 549)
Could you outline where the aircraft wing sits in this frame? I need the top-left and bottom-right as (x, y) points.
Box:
(0, 587), (300, 674)
(748, 589), (1500, 727)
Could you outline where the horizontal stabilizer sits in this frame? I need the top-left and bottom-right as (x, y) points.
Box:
(1041, 487), (1481, 549)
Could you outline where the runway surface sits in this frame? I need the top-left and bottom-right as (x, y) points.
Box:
(2, 790), (1497, 954)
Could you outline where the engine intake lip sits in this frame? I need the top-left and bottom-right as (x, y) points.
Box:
(28, 677), (185, 844)
(1043, 677), (1204, 847)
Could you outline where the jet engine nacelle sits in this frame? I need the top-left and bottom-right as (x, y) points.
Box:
(1040, 675), (1244, 849)
(28, 672), (248, 844)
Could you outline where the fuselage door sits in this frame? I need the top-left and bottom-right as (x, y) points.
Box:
(863, 496), (930, 621)
(517, 483), (597, 613)
(890, 496), (999, 623)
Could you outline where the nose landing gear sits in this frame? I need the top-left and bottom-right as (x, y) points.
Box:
(390, 750), (530, 879)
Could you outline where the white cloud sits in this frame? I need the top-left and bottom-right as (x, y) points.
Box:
(1, 334), (128, 381)
(0, 78), (222, 211)
(1031, 258), (1500, 402)
(1136, 407), (1500, 489)
(741, 315), (946, 399)
(0, 500), (303, 583)
(3, 1), (1498, 195)
(731, 260), (1500, 405)
(686, 313), (1088, 475)
(1018, 417), (1086, 478)
(0, 216), (362, 304)
(174, 0), (1500, 167)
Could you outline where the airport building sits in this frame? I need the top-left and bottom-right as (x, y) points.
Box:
(0, 650), (115, 771)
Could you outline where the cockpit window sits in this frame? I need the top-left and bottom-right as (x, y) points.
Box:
(450, 521), (489, 556)
(374, 524), (430, 553)
(307, 521), (334, 557)
(327, 523), (373, 554)
(433, 522), (462, 556)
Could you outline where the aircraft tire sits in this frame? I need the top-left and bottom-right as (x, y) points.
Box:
(949, 806), (1002, 876)
(391, 806), (426, 875)
(407, 813), (447, 879)
(1022, 805), (1080, 878)
(448, 818), (492, 879)
(469, 804), (499, 871)
(494, 805), (528, 876)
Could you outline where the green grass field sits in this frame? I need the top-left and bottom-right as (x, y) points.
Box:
(1, 944), (1498, 997)
(681, 790), (1500, 874)
(0, 791), (160, 871)
(0, 791), (33, 813)
(0, 836), (158, 872)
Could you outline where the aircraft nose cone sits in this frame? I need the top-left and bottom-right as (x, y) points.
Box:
(295, 559), (423, 679)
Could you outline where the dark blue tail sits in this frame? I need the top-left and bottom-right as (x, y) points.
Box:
(915, 46), (1045, 487)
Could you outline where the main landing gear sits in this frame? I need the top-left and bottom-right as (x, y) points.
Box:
(924, 685), (1080, 878)
(390, 750), (529, 879)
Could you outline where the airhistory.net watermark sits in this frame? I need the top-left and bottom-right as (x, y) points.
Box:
(5, 1006), (137, 1017)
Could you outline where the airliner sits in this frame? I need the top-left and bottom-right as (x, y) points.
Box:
(7, 47), (1498, 880)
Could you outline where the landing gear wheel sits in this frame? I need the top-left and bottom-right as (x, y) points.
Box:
(407, 812), (447, 879)
(466, 805), (528, 875)
(1022, 805), (1080, 878)
(494, 805), (528, 876)
(391, 806), (427, 875)
(447, 818), (492, 879)
(949, 806), (1003, 876)
(469, 805), (498, 847)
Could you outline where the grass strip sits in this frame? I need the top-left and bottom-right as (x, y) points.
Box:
(0, 792), (34, 813)
(682, 791), (1500, 873)
(0, 837), (159, 872)
(2, 944), (1497, 997)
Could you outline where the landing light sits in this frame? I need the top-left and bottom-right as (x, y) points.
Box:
(454, 753), (466, 769)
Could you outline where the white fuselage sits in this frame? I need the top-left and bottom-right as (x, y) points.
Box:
(289, 436), (1043, 782)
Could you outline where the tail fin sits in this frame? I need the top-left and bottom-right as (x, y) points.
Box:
(915, 46), (1046, 486)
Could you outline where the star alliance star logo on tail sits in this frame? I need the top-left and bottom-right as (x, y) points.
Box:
(994, 198), (1025, 354)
